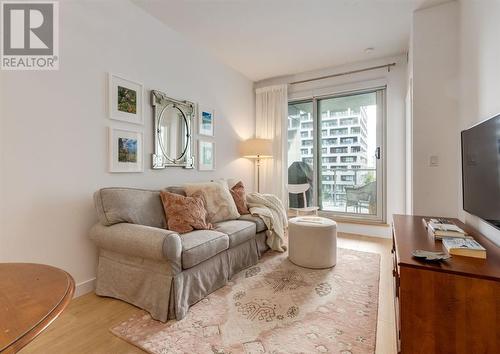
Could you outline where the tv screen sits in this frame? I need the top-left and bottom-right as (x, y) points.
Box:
(461, 114), (500, 229)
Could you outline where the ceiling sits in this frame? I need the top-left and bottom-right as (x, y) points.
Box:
(133, 0), (450, 81)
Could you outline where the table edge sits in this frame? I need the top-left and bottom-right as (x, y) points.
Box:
(2, 271), (75, 353)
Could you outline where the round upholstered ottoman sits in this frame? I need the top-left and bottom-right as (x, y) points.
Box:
(288, 216), (337, 269)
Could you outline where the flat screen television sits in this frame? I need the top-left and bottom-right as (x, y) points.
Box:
(461, 113), (500, 230)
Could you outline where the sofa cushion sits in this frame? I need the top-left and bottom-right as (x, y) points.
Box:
(238, 214), (267, 233)
(214, 220), (256, 248)
(164, 186), (186, 196)
(94, 188), (166, 228)
(184, 181), (240, 223)
(230, 181), (250, 215)
(160, 191), (212, 234)
(181, 230), (229, 269)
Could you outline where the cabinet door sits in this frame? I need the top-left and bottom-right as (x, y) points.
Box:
(391, 228), (401, 352)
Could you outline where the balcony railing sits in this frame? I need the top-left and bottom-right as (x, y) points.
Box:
(320, 168), (377, 215)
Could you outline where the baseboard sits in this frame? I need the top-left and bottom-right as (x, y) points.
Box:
(74, 277), (96, 298)
(337, 222), (391, 239)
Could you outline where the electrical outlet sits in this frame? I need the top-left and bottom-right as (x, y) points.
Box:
(430, 155), (439, 167)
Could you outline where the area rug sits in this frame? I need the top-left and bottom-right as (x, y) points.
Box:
(111, 248), (380, 354)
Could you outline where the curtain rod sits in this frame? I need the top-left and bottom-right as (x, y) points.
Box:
(289, 62), (397, 85)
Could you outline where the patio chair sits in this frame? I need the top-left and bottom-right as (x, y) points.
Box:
(287, 183), (319, 216)
(344, 181), (376, 214)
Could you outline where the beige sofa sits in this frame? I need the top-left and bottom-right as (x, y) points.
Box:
(89, 187), (269, 322)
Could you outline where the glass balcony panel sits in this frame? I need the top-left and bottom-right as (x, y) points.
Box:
(320, 168), (377, 215)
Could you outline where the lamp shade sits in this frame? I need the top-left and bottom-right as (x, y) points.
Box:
(240, 138), (273, 158)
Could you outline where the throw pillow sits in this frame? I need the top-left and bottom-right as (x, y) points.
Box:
(159, 191), (212, 234)
(226, 178), (239, 189)
(184, 180), (240, 223)
(230, 181), (250, 215)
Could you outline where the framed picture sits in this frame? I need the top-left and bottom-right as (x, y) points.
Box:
(198, 106), (214, 136)
(198, 140), (215, 171)
(108, 127), (143, 173)
(108, 73), (144, 125)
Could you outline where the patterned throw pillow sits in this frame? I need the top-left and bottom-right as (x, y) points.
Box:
(159, 191), (212, 234)
(184, 180), (240, 223)
(230, 181), (250, 215)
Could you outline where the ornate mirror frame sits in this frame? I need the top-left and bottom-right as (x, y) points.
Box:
(151, 90), (195, 169)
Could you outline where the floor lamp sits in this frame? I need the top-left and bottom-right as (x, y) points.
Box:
(240, 138), (273, 193)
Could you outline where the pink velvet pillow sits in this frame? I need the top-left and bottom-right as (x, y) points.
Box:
(230, 181), (250, 215)
(160, 191), (212, 234)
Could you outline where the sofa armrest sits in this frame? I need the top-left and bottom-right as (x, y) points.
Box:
(89, 223), (182, 272)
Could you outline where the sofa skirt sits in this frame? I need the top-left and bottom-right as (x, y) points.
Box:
(255, 230), (270, 256)
(95, 236), (266, 322)
(95, 249), (174, 322)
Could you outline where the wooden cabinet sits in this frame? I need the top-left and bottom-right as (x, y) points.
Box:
(392, 215), (500, 354)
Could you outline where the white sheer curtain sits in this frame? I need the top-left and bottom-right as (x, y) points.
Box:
(255, 84), (288, 202)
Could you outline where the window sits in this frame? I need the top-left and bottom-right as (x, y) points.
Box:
(322, 138), (336, 146)
(289, 119), (299, 129)
(301, 122), (313, 129)
(288, 89), (385, 222)
(331, 128), (348, 135)
(288, 101), (315, 209)
(322, 156), (337, 163)
(341, 156), (357, 163)
(340, 118), (354, 126)
(341, 175), (355, 182)
(331, 147), (348, 153)
(340, 137), (358, 144)
(322, 119), (337, 127)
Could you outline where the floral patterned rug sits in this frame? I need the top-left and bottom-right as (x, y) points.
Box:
(111, 248), (380, 354)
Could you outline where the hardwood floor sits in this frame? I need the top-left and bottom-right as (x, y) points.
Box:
(19, 233), (397, 354)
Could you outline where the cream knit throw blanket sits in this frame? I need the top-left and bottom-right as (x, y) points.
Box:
(246, 193), (288, 252)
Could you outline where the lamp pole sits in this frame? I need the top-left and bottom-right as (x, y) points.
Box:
(256, 154), (261, 193)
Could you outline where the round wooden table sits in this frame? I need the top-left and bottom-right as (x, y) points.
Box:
(0, 263), (75, 353)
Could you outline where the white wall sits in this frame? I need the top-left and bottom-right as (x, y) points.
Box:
(410, 1), (460, 217)
(256, 55), (408, 238)
(0, 0), (255, 295)
(458, 0), (500, 246)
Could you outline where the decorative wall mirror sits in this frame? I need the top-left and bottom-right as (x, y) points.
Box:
(151, 90), (195, 169)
